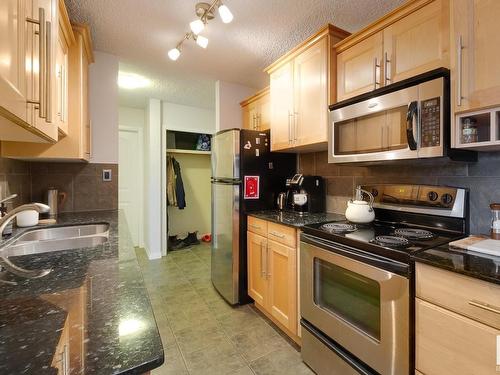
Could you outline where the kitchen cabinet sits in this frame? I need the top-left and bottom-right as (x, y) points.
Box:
(0, 0), (59, 143)
(415, 262), (500, 375)
(240, 87), (270, 131)
(247, 217), (299, 341)
(451, 0), (500, 114)
(337, 32), (383, 101)
(2, 22), (94, 161)
(336, 0), (450, 101)
(266, 24), (350, 152)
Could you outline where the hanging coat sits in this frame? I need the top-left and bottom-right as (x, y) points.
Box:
(172, 158), (186, 209)
(167, 156), (177, 206)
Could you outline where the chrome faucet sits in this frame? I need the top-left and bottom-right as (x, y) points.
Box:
(0, 203), (50, 236)
(0, 203), (52, 284)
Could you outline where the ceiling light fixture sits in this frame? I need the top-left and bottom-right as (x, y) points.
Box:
(168, 1), (233, 62)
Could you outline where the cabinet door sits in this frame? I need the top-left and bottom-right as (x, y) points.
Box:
(55, 30), (69, 135)
(242, 102), (258, 130)
(267, 239), (297, 334)
(247, 231), (268, 307)
(452, 0), (500, 113)
(81, 47), (91, 160)
(383, 0), (449, 85)
(294, 38), (328, 148)
(0, 0), (27, 122)
(337, 32), (383, 101)
(258, 92), (270, 131)
(270, 61), (294, 151)
(416, 298), (500, 375)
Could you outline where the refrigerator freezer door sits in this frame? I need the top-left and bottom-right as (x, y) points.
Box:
(212, 129), (240, 180)
(211, 180), (240, 304)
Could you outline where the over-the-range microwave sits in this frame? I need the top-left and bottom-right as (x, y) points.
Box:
(328, 68), (476, 164)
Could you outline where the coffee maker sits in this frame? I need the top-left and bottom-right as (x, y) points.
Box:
(285, 174), (325, 214)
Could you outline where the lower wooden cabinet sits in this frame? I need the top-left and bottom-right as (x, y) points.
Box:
(247, 219), (298, 340)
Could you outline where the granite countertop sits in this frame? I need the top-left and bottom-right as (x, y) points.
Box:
(247, 210), (345, 228)
(412, 244), (500, 285)
(0, 210), (164, 375)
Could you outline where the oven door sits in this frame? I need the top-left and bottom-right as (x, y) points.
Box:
(300, 235), (409, 375)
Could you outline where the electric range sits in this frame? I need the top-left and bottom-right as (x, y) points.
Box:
(300, 184), (469, 375)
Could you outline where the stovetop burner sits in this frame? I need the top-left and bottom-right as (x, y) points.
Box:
(393, 228), (434, 240)
(320, 223), (357, 233)
(371, 235), (410, 248)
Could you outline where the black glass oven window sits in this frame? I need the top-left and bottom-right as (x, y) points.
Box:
(313, 258), (381, 340)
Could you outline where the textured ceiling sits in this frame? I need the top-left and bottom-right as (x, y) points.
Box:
(65, 0), (405, 109)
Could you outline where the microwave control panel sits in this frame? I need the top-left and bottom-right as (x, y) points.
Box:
(421, 97), (441, 148)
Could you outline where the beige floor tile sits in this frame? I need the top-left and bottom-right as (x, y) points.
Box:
(249, 347), (313, 375)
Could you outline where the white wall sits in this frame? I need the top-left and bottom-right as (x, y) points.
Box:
(119, 107), (145, 128)
(215, 80), (256, 132)
(89, 51), (119, 164)
(144, 99), (162, 259)
(163, 102), (215, 134)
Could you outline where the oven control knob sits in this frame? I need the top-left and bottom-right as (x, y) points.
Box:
(427, 191), (439, 202)
(441, 193), (453, 205)
(371, 189), (378, 197)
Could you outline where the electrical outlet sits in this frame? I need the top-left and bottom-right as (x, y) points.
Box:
(102, 169), (112, 181)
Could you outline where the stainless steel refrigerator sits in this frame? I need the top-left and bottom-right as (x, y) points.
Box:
(211, 129), (296, 305)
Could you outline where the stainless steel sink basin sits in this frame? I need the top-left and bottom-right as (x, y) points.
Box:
(1, 223), (110, 257)
(13, 223), (109, 243)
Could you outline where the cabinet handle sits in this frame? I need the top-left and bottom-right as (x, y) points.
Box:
(373, 57), (380, 90)
(269, 231), (285, 239)
(468, 300), (500, 315)
(294, 112), (298, 142)
(26, 8), (46, 118)
(266, 244), (270, 278)
(384, 52), (391, 85)
(249, 224), (261, 230)
(257, 114), (261, 130)
(45, 20), (52, 123)
(457, 35), (464, 107)
(260, 241), (265, 277)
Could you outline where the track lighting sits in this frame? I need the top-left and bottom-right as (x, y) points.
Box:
(168, 1), (233, 61)
(189, 19), (205, 35)
(218, 3), (233, 24)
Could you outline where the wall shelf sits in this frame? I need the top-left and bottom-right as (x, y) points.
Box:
(166, 149), (211, 155)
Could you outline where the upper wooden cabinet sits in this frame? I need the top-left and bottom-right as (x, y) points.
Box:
(337, 32), (383, 101)
(451, 0), (500, 114)
(336, 0), (450, 102)
(2, 22), (94, 161)
(240, 86), (270, 131)
(0, 0), (59, 143)
(266, 25), (350, 152)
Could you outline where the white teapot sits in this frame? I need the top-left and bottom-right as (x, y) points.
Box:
(345, 186), (375, 224)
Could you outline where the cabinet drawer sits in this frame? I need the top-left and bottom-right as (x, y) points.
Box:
(416, 298), (500, 375)
(267, 222), (296, 248)
(416, 262), (500, 330)
(247, 216), (267, 237)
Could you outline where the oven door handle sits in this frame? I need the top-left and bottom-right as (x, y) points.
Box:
(406, 101), (418, 151)
(301, 233), (409, 275)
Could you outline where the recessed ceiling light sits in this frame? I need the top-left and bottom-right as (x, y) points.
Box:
(118, 72), (151, 90)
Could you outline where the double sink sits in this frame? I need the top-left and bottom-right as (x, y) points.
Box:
(2, 223), (110, 257)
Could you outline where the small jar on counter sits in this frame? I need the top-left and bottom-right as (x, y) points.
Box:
(491, 203), (500, 240)
(461, 117), (478, 144)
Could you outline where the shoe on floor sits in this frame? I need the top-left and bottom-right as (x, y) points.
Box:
(181, 231), (200, 246)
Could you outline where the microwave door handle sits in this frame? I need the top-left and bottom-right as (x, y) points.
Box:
(406, 101), (418, 151)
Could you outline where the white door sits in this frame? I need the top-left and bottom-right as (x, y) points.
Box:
(119, 127), (143, 247)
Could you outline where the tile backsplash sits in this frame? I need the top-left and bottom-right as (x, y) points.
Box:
(299, 151), (500, 234)
(0, 158), (118, 213)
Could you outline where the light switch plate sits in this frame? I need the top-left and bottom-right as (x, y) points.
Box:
(102, 169), (112, 181)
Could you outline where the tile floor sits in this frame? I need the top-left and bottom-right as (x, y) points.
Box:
(136, 243), (314, 375)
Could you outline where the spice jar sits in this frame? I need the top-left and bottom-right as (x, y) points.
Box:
(491, 203), (500, 240)
(461, 117), (478, 144)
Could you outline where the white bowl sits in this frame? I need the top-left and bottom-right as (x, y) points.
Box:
(16, 210), (39, 227)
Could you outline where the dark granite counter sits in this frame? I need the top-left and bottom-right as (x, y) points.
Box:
(247, 210), (345, 228)
(412, 244), (500, 285)
(0, 210), (164, 375)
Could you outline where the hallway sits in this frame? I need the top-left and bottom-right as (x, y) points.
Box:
(136, 244), (313, 375)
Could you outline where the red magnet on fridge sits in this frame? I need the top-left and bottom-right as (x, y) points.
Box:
(244, 176), (259, 199)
